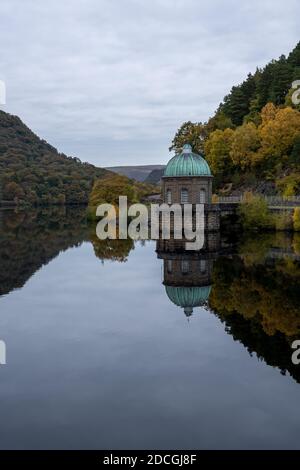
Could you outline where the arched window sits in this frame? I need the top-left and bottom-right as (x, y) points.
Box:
(166, 189), (172, 204)
(167, 260), (172, 273)
(200, 259), (207, 274)
(199, 188), (206, 203)
(181, 188), (189, 204)
(181, 260), (189, 274)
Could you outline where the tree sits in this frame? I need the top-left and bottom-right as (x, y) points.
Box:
(222, 86), (249, 126)
(290, 134), (300, 165)
(258, 106), (300, 164)
(260, 102), (277, 125)
(276, 173), (300, 196)
(169, 121), (208, 154)
(268, 55), (293, 105)
(204, 128), (234, 175)
(243, 97), (261, 126)
(222, 74), (257, 126)
(287, 41), (300, 78)
(238, 194), (273, 230)
(293, 208), (300, 231)
(206, 108), (233, 132)
(230, 122), (260, 169)
(3, 182), (24, 201)
(87, 173), (155, 220)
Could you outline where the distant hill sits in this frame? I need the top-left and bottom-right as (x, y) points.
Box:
(106, 164), (165, 182)
(144, 167), (165, 184)
(0, 110), (110, 206)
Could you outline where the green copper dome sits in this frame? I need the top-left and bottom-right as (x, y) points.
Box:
(165, 285), (212, 316)
(164, 144), (211, 177)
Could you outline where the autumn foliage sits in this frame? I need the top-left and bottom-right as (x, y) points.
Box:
(204, 104), (300, 190)
(171, 42), (300, 195)
(293, 207), (300, 231)
(0, 110), (109, 206)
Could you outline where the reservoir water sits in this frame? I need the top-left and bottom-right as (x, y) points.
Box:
(0, 207), (300, 449)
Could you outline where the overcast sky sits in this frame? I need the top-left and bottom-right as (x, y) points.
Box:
(0, 0), (298, 167)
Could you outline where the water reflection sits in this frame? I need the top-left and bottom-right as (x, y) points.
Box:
(210, 233), (300, 383)
(156, 236), (219, 317)
(157, 231), (300, 384)
(0, 207), (89, 296)
(90, 231), (134, 263)
(1, 209), (300, 386)
(0, 208), (136, 296)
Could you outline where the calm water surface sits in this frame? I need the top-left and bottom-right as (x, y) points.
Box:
(0, 207), (300, 449)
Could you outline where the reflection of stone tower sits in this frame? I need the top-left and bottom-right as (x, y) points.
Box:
(157, 233), (218, 318)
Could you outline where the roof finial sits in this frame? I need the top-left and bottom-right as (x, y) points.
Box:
(184, 306), (193, 317)
(182, 144), (192, 154)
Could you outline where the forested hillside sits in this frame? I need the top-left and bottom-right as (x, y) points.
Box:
(144, 167), (165, 184)
(170, 42), (300, 196)
(0, 111), (109, 205)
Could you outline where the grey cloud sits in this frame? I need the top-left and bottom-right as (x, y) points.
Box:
(0, 0), (298, 166)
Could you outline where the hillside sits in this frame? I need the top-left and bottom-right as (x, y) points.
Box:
(0, 110), (109, 206)
(171, 42), (300, 196)
(106, 164), (165, 182)
(144, 167), (165, 184)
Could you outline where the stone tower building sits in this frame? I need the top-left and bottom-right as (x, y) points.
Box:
(162, 144), (220, 231)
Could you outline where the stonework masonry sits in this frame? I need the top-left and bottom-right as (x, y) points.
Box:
(162, 176), (213, 204)
(161, 176), (220, 232)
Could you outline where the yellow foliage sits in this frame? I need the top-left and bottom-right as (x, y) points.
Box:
(204, 128), (234, 174)
(202, 102), (300, 180)
(275, 212), (292, 231)
(242, 191), (254, 203)
(90, 229), (134, 262)
(260, 102), (277, 125)
(210, 254), (300, 338)
(230, 122), (260, 169)
(293, 233), (300, 254)
(238, 194), (274, 230)
(87, 173), (156, 221)
(276, 173), (300, 197)
(293, 207), (300, 231)
(258, 106), (300, 163)
(283, 184), (296, 197)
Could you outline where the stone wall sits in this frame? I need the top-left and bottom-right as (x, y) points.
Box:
(160, 176), (220, 232)
(205, 205), (220, 231)
(162, 176), (213, 204)
(162, 257), (213, 287)
(156, 232), (221, 256)
(155, 205), (220, 234)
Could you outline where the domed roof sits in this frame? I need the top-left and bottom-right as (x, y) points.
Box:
(165, 285), (211, 316)
(164, 144), (211, 177)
